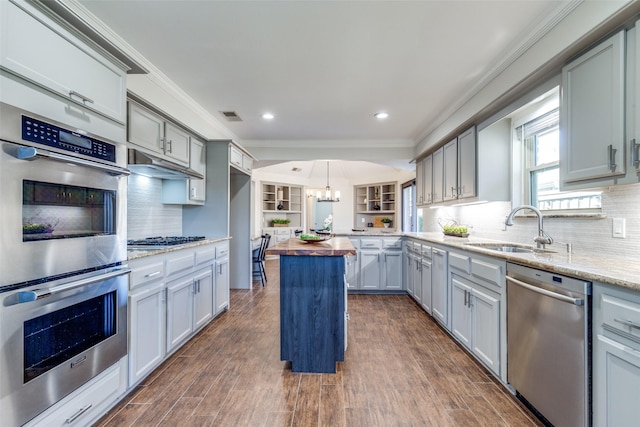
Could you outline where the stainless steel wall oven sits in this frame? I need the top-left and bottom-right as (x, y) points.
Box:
(0, 103), (130, 426)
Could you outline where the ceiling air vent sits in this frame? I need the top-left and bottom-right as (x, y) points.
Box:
(220, 111), (242, 122)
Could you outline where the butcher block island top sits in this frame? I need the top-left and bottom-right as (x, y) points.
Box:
(265, 236), (356, 256)
(267, 237), (355, 373)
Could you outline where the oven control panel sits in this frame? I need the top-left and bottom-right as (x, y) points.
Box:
(21, 115), (116, 163)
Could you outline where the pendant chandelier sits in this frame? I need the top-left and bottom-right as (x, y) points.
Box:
(317, 161), (340, 202)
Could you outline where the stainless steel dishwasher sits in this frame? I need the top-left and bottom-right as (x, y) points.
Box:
(506, 262), (591, 427)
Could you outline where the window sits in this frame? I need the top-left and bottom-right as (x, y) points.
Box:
(516, 94), (601, 212)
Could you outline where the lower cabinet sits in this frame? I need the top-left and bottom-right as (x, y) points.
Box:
(593, 282), (640, 426)
(450, 274), (500, 374)
(420, 256), (432, 314)
(411, 253), (422, 304)
(128, 282), (166, 386)
(431, 248), (448, 327)
(360, 250), (382, 290)
(382, 249), (403, 291)
(127, 241), (229, 388)
(215, 256), (229, 313)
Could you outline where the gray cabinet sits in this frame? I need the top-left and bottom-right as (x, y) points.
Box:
(448, 250), (504, 376)
(457, 126), (477, 199)
(382, 239), (403, 291)
(560, 31), (626, 187)
(193, 267), (214, 330)
(0, 0), (127, 124)
(431, 148), (444, 204)
(593, 283), (640, 426)
(128, 102), (190, 166)
(162, 138), (207, 205)
(166, 275), (194, 352)
(215, 250), (229, 314)
(443, 138), (458, 202)
(360, 250), (381, 290)
(431, 247), (448, 326)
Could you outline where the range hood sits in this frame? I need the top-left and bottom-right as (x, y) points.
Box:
(127, 149), (204, 180)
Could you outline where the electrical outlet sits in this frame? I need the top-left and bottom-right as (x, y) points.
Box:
(613, 218), (626, 238)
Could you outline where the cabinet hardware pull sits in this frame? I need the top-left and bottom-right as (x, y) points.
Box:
(451, 186), (456, 198)
(65, 404), (92, 424)
(167, 139), (173, 153)
(608, 144), (617, 172)
(68, 90), (94, 104)
(145, 271), (161, 278)
(506, 276), (583, 305)
(614, 318), (640, 330)
(464, 290), (468, 307)
(632, 139), (639, 168)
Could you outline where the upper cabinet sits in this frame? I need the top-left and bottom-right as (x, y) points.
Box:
(230, 145), (253, 175)
(560, 31), (626, 187)
(0, 0), (127, 124)
(261, 182), (303, 229)
(418, 126), (477, 206)
(162, 137), (206, 205)
(128, 102), (190, 166)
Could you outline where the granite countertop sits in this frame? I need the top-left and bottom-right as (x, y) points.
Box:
(403, 232), (640, 292)
(266, 236), (357, 256)
(127, 237), (231, 261)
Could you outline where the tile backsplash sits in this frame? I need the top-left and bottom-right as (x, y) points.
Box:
(422, 183), (640, 260)
(127, 175), (182, 239)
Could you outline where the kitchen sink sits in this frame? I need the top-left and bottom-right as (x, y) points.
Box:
(464, 242), (556, 254)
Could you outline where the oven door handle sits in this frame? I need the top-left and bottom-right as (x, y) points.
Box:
(15, 146), (130, 176)
(11, 267), (131, 305)
(506, 276), (584, 306)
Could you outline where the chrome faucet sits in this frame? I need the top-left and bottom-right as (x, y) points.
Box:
(505, 205), (553, 249)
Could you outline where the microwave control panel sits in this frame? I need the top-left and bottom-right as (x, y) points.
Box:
(21, 115), (116, 163)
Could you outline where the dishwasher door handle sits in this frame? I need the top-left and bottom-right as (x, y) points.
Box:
(506, 276), (584, 306)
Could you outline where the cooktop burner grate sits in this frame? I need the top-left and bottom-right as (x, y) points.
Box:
(127, 236), (206, 246)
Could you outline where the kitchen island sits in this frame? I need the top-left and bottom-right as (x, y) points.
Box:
(266, 237), (356, 373)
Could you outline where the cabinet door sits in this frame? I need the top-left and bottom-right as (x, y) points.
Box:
(193, 267), (214, 330)
(0, 1), (126, 123)
(382, 250), (403, 291)
(457, 126), (476, 199)
(450, 276), (472, 348)
(431, 249), (448, 326)
(443, 138), (458, 201)
(189, 139), (206, 203)
(360, 250), (381, 290)
(416, 159), (425, 205)
(215, 258), (230, 313)
(432, 148), (444, 204)
(420, 259), (432, 314)
(412, 255), (422, 304)
(594, 334), (640, 427)
(166, 277), (194, 352)
(471, 286), (500, 374)
(164, 122), (190, 166)
(128, 103), (164, 155)
(561, 31), (625, 185)
(129, 284), (165, 386)
(423, 155), (433, 205)
(405, 253), (414, 296)
(345, 254), (358, 290)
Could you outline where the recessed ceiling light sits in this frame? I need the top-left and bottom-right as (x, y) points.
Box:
(261, 112), (275, 120)
(374, 112), (389, 119)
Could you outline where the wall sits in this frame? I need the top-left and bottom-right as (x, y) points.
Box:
(251, 164), (414, 232)
(127, 174), (182, 239)
(421, 182), (640, 260)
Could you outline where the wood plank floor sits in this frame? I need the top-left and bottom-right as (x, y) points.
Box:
(96, 259), (543, 426)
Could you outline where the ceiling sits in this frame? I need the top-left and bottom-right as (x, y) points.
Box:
(78, 0), (568, 150)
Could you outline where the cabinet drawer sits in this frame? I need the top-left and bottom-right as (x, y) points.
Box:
(471, 259), (503, 288)
(195, 246), (216, 265)
(216, 243), (229, 259)
(421, 245), (432, 259)
(360, 239), (382, 249)
(165, 252), (195, 276)
(29, 362), (121, 427)
(601, 293), (640, 341)
(275, 235), (289, 244)
(382, 238), (402, 250)
(449, 252), (471, 274)
(130, 261), (165, 290)
(275, 228), (290, 235)
(412, 242), (422, 252)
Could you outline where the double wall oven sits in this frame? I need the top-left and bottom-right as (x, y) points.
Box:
(0, 103), (130, 426)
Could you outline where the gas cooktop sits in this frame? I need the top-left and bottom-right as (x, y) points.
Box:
(127, 236), (206, 247)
